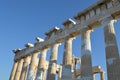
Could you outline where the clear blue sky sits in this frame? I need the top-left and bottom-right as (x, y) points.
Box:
(0, 0), (120, 80)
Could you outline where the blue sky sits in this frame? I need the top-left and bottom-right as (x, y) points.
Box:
(0, 0), (120, 80)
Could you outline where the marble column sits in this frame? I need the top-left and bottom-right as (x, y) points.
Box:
(26, 52), (40, 80)
(100, 72), (104, 80)
(58, 66), (62, 80)
(47, 43), (60, 80)
(93, 74), (95, 80)
(80, 30), (93, 80)
(14, 58), (24, 80)
(63, 37), (75, 67)
(9, 61), (18, 80)
(103, 18), (120, 80)
(35, 49), (48, 80)
(20, 56), (31, 80)
(61, 37), (74, 80)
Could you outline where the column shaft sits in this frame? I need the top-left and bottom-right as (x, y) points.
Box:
(62, 38), (74, 80)
(63, 38), (73, 67)
(93, 74), (95, 80)
(80, 30), (93, 80)
(14, 59), (24, 80)
(103, 19), (120, 80)
(20, 56), (31, 80)
(35, 49), (48, 80)
(9, 61), (18, 80)
(100, 72), (104, 80)
(58, 66), (62, 80)
(47, 44), (59, 80)
(26, 52), (40, 80)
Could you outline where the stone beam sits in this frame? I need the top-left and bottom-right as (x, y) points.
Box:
(14, 0), (120, 60)
(62, 18), (76, 28)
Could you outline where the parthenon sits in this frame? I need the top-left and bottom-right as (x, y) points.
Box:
(9, 0), (120, 80)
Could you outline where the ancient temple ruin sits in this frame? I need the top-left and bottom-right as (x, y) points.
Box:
(10, 0), (120, 80)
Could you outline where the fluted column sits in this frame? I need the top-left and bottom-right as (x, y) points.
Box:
(47, 43), (60, 80)
(80, 29), (93, 80)
(93, 74), (95, 80)
(100, 72), (105, 80)
(102, 18), (120, 80)
(58, 66), (62, 80)
(14, 58), (24, 80)
(9, 61), (18, 80)
(35, 48), (48, 80)
(61, 37), (74, 80)
(20, 56), (31, 80)
(63, 37), (75, 67)
(26, 52), (40, 80)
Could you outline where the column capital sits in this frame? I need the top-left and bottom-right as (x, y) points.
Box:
(85, 29), (94, 33)
(81, 29), (93, 42)
(41, 48), (49, 53)
(24, 55), (31, 62)
(99, 15), (117, 27)
(65, 37), (76, 42)
(19, 58), (24, 62)
(100, 71), (105, 74)
(51, 43), (61, 47)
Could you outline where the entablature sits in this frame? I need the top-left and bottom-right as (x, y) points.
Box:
(14, 0), (120, 60)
